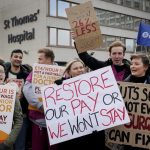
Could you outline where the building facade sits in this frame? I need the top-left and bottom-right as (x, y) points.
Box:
(0, 0), (150, 64)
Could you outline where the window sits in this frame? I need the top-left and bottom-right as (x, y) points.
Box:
(49, 1), (150, 31)
(48, 28), (135, 52)
(125, 16), (134, 30)
(49, 0), (76, 18)
(49, 28), (72, 47)
(96, 9), (106, 25)
(95, 8), (150, 31)
(101, 35), (135, 52)
(58, 29), (70, 46)
(50, 0), (56, 16)
(133, 0), (142, 10)
(145, 0), (150, 12)
(100, 35), (107, 50)
(136, 46), (147, 53)
(115, 14), (121, 28)
(134, 18), (141, 30)
(101, 0), (150, 13)
(58, 1), (69, 17)
(49, 28), (56, 45)
(124, 0), (132, 7)
(105, 35), (116, 49)
(125, 39), (135, 52)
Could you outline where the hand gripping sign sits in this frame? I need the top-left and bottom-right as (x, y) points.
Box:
(65, 1), (103, 52)
(41, 66), (130, 145)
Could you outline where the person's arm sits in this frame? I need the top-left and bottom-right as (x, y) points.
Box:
(23, 81), (43, 110)
(3, 100), (23, 148)
(74, 43), (106, 70)
(78, 52), (107, 70)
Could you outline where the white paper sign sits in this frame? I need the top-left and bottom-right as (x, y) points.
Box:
(32, 63), (65, 99)
(0, 84), (16, 143)
(41, 66), (130, 145)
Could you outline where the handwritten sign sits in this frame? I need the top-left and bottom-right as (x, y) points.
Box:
(41, 66), (130, 145)
(0, 84), (16, 143)
(65, 1), (102, 52)
(32, 63), (65, 98)
(108, 82), (150, 149)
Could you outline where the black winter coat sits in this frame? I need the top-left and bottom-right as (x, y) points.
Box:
(78, 52), (131, 80)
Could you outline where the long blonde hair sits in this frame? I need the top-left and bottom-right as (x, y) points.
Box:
(63, 58), (85, 77)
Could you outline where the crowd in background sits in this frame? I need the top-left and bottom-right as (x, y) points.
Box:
(0, 40), (150, 150)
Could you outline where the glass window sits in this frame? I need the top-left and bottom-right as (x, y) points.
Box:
(124, 0), (132, 7)
(120, 14), (125, 29)
(118, 0), (123, 5)
(96, 9), (106, 25)
(126, 39), (134, 52)
(100, 35), (107, 50)
(136, 46), (147, 53)
(50, 0), (56, 16)
(105, 12), (116, 27)
(95, 8), (150, 31)
(115, 13), (121, 28)
(116, 37), (121, 41)
(110, 18), (116, 25)
(58, 1), (69, 17)
(105, 35), (116, 49)
(58, 29), (70, 46)
(50, 28), (56, 45)
(145, 0), (150, 12)
(125, 16), (134, 30)
(133, 0), (142, 10)
(134, 18), (141, 30)
(120, 37), (125, 44)
(101, 0), (150, 12)
(49, 28), (72, 47)
(49, 0), (75, 17)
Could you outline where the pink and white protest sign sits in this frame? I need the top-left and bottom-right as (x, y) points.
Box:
(41, 66), (130, 145)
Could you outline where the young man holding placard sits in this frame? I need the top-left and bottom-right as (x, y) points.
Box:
(5, 49), (30, 150)
(77, 41), (131, 81)
(23, 48), (57, 150)
(76, 41), (131, 150)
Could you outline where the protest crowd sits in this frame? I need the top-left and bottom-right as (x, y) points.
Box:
(0, 39), (150, 150)
(1, 2), (150, 150)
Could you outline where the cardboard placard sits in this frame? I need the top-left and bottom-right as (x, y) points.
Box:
(41, 66), (130, 145)
(107, 82), (150, 149)
(66, 1), (103, 52)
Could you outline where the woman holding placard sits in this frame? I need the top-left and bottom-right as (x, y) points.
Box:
(55, 58), (105, 150)
(0, 62), (23, 150)
(124, 54), (150, 150)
